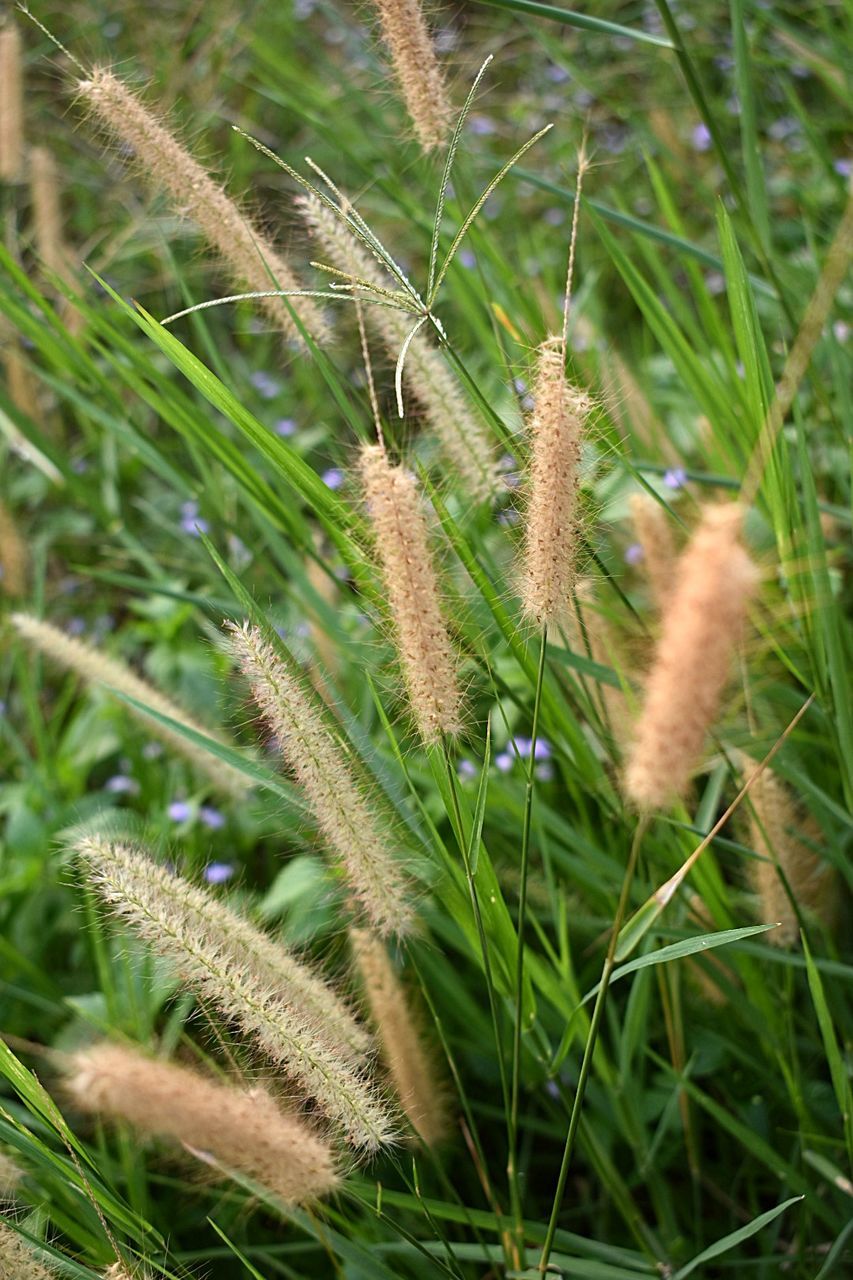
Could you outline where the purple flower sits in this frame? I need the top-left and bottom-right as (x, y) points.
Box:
(625, 542), (645, 566)
(66, 617), (86, 637)
(691, 122), (712, 152)
(199, 805), (226, 830)
(181, 514), (209, 536)
(536, 762), (555, 782)
(468, 114), (496, 136)
(495, 751), (514, 773)
(250, 371), (281, 400)
(274, 418), (296, 436)
(834, 158), (852, 178)
(458, 249), (476, 270)
(832, 321), (849, 343)
(497, 508), (520, 527)
(512, 378), (527, 395)
(532, 739), (552, 761)
(322, 467), (345, 491)
(544, 207), (566, 227)
(143, 741), (163, 760)
(546, 64), (570, 84)
(663, 467), (688, 490)
(168, 800), (193, 823)
(204, 862), (234, 885)
(457, 759), (477, 780)
(106, 775), (140, 796)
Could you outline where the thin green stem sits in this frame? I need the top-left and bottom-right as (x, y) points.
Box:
(508, 624), (548, 1250)
(538, 817), (648, 1274)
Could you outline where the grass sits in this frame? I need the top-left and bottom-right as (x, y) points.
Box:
(0, 0), (850, 1276)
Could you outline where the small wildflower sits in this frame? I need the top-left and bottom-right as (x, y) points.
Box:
(691, 122), (712, 152)
(458, 248), (476, 270)
(322, 467), (345, 491)
(199, 805), (226, 830)
(833, 158), (852, 178)
(143, 741), (163, 760)
(663, 467), (687, 490)
(250, 371), (281, 399)
(495, 751), (514, 773)
(275, 418), (296, 436)
(625, 542), (644, 566)
(168, 800), (193, 823)
(457, 758), (477, 780)
(468, 114), (496, 136)
(204, 861), (234, 884)
(106, 775), (140, 796)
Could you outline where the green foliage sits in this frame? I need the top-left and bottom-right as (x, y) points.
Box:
(0, 0), (850, 1277)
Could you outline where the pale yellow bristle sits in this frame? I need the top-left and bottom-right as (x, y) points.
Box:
(629, 492), (678, 612)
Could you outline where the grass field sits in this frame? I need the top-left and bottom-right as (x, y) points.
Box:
(0, 1), (850, 1276)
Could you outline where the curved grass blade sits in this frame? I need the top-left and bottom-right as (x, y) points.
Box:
(472, 0), (674, 48)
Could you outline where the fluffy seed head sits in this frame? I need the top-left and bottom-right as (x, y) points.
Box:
(351, 928), (446, 1146)
(624, 505), (759, 810)
(745, 766), (837, 947)
(521, 339), (591, 624)
(360, 444), (464, 743)
(76, 68), (326, 345)
(572, 579), (631, 747)
(299, 194), (499, 500)
(229, 621), (413, 936)
(10, 612), (249, 799)
(0, 1153), (21, 1201)
(75, 836), (393, 1149)
(0, 25), (24, 182)
(629, 492), (677, 612)
(0, 1219), (54, 1280)
(29, 146), (75, 287)
(67, 1042), (340, 1204)
(0, 501), (27, 597)
(370, 0), (452, 153)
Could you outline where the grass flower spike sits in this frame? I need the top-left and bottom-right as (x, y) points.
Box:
(67, 1042), (340, 1204)
(629, 492), (677, 612)
(370, 0), (452, 152)
(10, 612), (249, 798)
(76, 835), (394, 1150)
(0, 25), (24, 182)
(624, 504), (758, 810)
(299, 193), (499, 500)
(746, 766), (836, 946)
(228, 620), (413, 936)
(360, 444), (464, 743)
(521, 339), (591, 624)
(0, 1219), (54, 1280)
(76, 69), (325, 345)
(351, 928), (445, 1145)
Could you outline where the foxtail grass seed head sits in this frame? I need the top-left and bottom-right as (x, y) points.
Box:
(74, 836), (392, 1149)
(745, 765), (837, 947)
(573, 579), (631, 747)
(228, 621), (413, 937)
(0, 1153), (22, 1201)
(68, 1042), (340, 1204)
(76, 69), (326, 345)
(370, 0), (452, 153)
(0, 501), (28, 597)
(359, 444), (464, 743)
(29, 146), (75, 287)
(0, 25), (24, 183)
(9, 612), (249, 799)
(350, 928), (446, 1146)
(629, 492), (677, 612)
(0, 1219), (55, 1280)
(521, 339), (591, 624)
(299, 194), (499, 500)
(624, 505), (759, 810)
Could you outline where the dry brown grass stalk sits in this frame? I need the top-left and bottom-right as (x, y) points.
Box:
(67, 1042), (340, 1204)
(360, 443), (463, 743)
(624, 504), (758, 810)
(0, 501), (28, 597)
(76, 68), (326, 345)
(629, 492), (678, 612)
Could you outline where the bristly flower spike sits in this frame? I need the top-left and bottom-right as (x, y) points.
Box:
(359, 444), (464, 744)
(370, 0), (452, 153)
(67, 1042), (340, 1204)
(75, 68), (326, 346)
(76, 835), (396, 1150)
(624, 504), (759, 810)
(227, 622), (414, 937)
